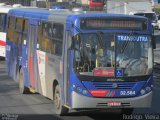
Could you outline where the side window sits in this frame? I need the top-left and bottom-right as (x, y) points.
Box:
(14, 18), (23, 44)
(38, 21), (64, 56)
(37, 21), (42, 49)
(52, 23), (64, 56)
(41, 22), (48, 51)
(22, 19), (28, 42)
(40, 21), (53, 53)
(15, 18), (23, 31)
(0, 14), (7, 32)
(3, 14), (7, 32)
(0, 14), (2, 32)
(7, 16), (15, 41)
(46, 22), (54, 53)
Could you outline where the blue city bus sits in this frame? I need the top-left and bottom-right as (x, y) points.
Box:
(6, 8), (156, 115)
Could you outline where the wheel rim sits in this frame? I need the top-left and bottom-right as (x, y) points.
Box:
(55, 88), (61, 110)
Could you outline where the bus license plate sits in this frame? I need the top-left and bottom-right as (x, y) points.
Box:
(108, 102), (121, 107)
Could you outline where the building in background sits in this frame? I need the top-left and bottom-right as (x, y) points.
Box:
(0, 0), (31, 6)
(31, 0), (72, 8)
(106, 0), (153, 14)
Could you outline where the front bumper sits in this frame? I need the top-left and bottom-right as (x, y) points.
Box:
(71, 91), (152, 109)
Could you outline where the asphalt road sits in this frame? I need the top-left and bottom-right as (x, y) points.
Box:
(0, 60), (159, 120)
(0, 31), (159, 120)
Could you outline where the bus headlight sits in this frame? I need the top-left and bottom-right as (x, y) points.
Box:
(72, 83), (91, 97)
(73, 84), (76, 89)
(146, 87), (151, 92)
(140, 89), (146, 95)
(76, 86), (81, 92)
(82, 90), (87, 95)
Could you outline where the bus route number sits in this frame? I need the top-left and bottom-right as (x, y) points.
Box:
(120, 91), (136, 96)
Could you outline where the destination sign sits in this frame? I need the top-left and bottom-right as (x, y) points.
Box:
(80, 18), (147, 30)
(117, 35), (149, 42)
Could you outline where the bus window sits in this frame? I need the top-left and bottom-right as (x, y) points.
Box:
(0, 14), (7, 32)
(15, 18), (23, 44)
(22, 19), (28, 42)
(7, 16), (15, 41)
(37, 21), (42, 49)
(40, 22), (64, 55)
(23, 19), (28, 33)
(74, 33), (115, 73)
(116, 37), (149, 76)
(46, 22), (53, 53)
(0, 14), (3, 32)
(92, 0), (104, 2)
(41, 22), (53, 53)
(3, 14), (7, 32)
(15, 18), (23, 31)
(52, 23), (64, 56)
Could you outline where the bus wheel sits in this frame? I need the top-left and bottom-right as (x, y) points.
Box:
(121, 108), (134, 115)
(54, 85), (68, 115)
(19, 69), (29, 94)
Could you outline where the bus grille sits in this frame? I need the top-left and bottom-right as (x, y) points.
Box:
(92, 82), (135, 89)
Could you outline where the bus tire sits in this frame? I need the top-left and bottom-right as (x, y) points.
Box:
(121, 108), (134, 115)
(54, 84), (68, 115)
(19, 69), (29, 94)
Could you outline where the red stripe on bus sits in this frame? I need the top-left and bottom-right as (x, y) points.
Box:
(29, 56), (35, 88)
(110, 91), (116, 97)
(89, 90), (109, 97)
(0, 40), (5, 46)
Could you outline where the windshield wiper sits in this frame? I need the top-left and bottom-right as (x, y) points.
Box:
(96, 31), (104, 49)
(121, 31), (134, 54)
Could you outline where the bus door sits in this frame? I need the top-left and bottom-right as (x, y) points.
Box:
(28, 20), (38, 90)
(63, 31), (72, 106)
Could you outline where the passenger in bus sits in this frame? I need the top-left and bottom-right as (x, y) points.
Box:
(42, 25), (53, 54)
(96, 38), (115, 67)
(82, 35), (96, 71)
(117, 42), (148, 75)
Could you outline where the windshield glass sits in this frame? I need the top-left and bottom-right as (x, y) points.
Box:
(116, 34), (153, 76)
(73, 33), (153, 77)
(92, 0), (104, 2)
(135, 13), (156, 21)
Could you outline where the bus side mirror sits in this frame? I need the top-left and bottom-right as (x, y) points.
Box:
(152, 36), (156, 49)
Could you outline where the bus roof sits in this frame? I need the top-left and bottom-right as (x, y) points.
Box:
(0, 5), (37, 14)
(48, 10), (148, 23)
(8, 8), (50, 19)
(0, 6), (14, 13)
(8, 8), (148, 22)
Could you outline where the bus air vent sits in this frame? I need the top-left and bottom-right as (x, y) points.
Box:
(92, 82), (135, 90)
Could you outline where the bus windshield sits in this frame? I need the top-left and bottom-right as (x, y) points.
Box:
(92, 0), (104, 2)
(134, 13), (156, 21)
(73, 33), (153, 77)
